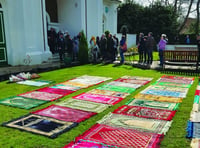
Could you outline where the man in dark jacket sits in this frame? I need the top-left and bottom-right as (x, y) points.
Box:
(146, 32), (156, 65)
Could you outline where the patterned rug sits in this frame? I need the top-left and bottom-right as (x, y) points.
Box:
(56, 99), (110, 113)
(97, 113), (172, 134)
(113, 105), (176, 121)
(2, 114), (78, 138)
(0, 96), (47, 109)
(121, 76), (153, 81)
(190, 138), (200, 148)
(87, 89), (129, 98)
(37, 87), (74, 96)
(134, 93), (183, 103)
(140, 89), (187, 98)
(152, 81), (192, 88)
(97, 85), (135, 94)
(64, 140), (109, 148)
(77, 124), (164, 148)
(126, 99), (180, 111)
(146, 85), (189, 93)
(18, 91), (63, 101)
(106, 81), (141, 89)
(50, 84), (81, 91)
(115, 78), (149, 85)
(190, 111), (200, 122)
(158, 77), (193, 84)
(73, 93), (124, 105)
(32, 104), (96, 123)
(16, 80), (53, 86)
(59, 81), (89, 88)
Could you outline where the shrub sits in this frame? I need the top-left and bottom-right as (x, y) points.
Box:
(78, 31), (89, 64)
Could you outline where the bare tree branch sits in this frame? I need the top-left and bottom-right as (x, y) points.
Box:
(178, 0), (194, 33)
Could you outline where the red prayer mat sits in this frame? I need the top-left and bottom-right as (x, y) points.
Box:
(64, 140), (109, 148)
(36, 87), (74, 96)
(32, 104), (97, 123)
(78, 124), (164, 148)
(73, 93), (124, 105)
(18, 91), (64, 101)
(113, 105), (176, 121)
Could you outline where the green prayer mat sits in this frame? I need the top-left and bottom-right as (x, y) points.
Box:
(0, 96), (48, 109)
(126, 99), (180, 111)
(96, 85), (136, 94)
(97, 113), (172, 135)
(194, 95), (200, 104)
(152, 81), (191, 88)
(56, 99), (110, 113)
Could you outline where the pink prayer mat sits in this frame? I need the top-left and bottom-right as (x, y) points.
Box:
(73, 93), (124, 105)
(115, 78), (150, 85)
(113, 105), (176, 121)
(36, 87), (74, 96)
(32, 104), (97, 123)
(78, 124), (164, 148)
(18, 91), (63, 101)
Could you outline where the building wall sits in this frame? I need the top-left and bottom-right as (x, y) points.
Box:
(1, 0), (51, 66)
(57, 0), (84, 37)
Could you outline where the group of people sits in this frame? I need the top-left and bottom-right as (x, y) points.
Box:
(89, 33), (128, 64)
(89, 33), (123, 63)
(47, 28), (80, 62)
(137, 32), (168, 67)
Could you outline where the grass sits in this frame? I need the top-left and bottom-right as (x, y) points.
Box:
(0, 63), (196, 148)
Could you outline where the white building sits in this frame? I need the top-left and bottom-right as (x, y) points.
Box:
(0, 0), (120, 66)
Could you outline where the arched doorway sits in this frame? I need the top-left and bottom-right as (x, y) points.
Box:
(0, 3), (7, 66)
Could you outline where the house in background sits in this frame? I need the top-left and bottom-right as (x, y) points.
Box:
(0, 0), (120, 66)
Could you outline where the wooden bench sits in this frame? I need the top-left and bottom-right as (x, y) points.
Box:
(163, 50), (199, 70)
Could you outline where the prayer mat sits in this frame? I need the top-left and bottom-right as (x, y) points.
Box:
(126, 99), (180, 111)
(56, 99), (110, 113)
(140, 89), (187, 98)
(36, 87), (74, 96)
(78, 124), (164, 148)
(0, 96), (47, 109)
(2, 114), (78, 138)
(73, 93), (123, 105)
(97, 113), (172, 134)
(68, 75), (111, 86)
(197, 85), (200, 90)
(158, 78), (193, 84)
(16, 80), (53, 86)
(97, 85), (135, 94)
(113, 105), (176, 121)
(190, 138), (200, 148)
(32, 104), (96, 123)
(195, 90), (200, 96)
(121, 76), (153, 81)
(59, 81), (89, 88)
(87, 89), (129, 98)
(194, 96), (200, 104)
(146, 85), (189, 93)
(192, 103), (199, 112)
(190, 112), (200, 122)
(106, 81), (141, 89)
(64, 140), (109, 148)
(134, 93), (183, 103)
(160, 75), (194, 81)
(115, 78), (149, 85)
(152, 81), (192, 88)
(50, 84), (81, 91)
(186, 121), (200, 138)
(18, 91), (63, 101)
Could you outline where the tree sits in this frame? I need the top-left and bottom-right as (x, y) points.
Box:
(196, 0), (200, 34)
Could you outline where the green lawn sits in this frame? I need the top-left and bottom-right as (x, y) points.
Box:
(0, 64), (196, 148)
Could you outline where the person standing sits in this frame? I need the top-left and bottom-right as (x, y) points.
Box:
(185, 35), (190, 44)
(137, 33), (145, 63)
(158, 34), (167, 67)
(119, 35), (127, 64)
(57, 33), (65, 61)
(146, 32), (156, 65)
